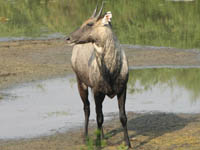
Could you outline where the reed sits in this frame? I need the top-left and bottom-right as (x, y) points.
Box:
(0, 0), (200, 49)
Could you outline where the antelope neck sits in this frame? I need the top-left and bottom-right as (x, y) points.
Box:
(94, 34), (120, 76)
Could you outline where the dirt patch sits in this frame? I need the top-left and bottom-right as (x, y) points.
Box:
(0, 40), (200, 150)
(1, 40), (200, 90)
(0, 40), (72, 90)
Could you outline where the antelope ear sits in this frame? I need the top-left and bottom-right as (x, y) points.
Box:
(102, 11), (112, 25)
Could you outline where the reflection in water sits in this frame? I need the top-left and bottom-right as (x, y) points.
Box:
(0, 68), (200, 139)
(128, 68), (200, 102)
(0, 0), (200, 49)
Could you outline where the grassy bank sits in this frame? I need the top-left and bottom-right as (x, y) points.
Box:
(0, 0), (200, 49)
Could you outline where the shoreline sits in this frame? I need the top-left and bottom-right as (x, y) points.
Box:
(0, 112), (200, 150)
(1, 39), (200, 90)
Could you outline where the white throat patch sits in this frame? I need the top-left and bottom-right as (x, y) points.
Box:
(102, 11), (112, 25)
(93, 43), (103, 53)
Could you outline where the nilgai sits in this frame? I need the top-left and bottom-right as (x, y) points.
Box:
(66, 3), (131, 147)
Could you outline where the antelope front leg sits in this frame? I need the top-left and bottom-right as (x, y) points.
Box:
(94, 91), (105, 147)
(77, 78), (90, 141)
(117, 86), (131, 148)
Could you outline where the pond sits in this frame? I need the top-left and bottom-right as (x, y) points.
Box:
(0, 0), (200, 49)
(0, 68), (200, 139)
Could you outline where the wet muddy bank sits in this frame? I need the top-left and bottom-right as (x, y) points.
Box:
(0, 112), (200, 150)
(0, 40), (72, 90)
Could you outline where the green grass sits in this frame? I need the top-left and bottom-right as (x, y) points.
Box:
(0, 0), (200, 49)
(80, 130), (107, 150)
(117, 143), (129, 150)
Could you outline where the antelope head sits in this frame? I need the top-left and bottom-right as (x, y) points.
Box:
(66, 2), (112, 47)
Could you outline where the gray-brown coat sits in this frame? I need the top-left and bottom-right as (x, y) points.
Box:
(66, 3), (131, 147)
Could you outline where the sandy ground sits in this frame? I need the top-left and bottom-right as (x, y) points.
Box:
(0, 40), (200, 150)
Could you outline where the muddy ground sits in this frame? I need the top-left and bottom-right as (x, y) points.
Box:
(0, 40), (200, 150)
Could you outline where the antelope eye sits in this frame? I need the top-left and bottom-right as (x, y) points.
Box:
(87, 22), (94, 26)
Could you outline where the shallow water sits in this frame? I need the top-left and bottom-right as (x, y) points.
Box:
(0, 68), (200, 139)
